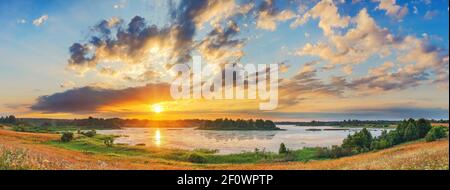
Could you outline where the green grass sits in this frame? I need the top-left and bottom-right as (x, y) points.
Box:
(45, 134), (147, 157)
(12, 125), (114, 133)
(44, 134), (323, 164)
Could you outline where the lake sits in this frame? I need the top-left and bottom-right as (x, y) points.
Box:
(97, 125), (392, 154)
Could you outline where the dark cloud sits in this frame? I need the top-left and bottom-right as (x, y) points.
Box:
(197, 21), (245, 64)
(170, 0), (208, 41)
(31, 83), (172, 114)
(68, 0), (255, 74)
(68, 16), (176, 70)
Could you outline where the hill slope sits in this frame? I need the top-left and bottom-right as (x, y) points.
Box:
(1, 129), (448, 170)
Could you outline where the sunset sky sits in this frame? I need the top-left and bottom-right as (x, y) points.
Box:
(0, 0), (448, 121)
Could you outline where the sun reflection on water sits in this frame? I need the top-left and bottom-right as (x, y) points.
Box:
(154, 129), (162, 146)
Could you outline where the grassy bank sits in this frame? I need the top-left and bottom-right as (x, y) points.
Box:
(45, 134), (323, 164)
(11, 125), (117, 133)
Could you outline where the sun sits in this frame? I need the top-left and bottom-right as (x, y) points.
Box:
(152, 104), (164, 113)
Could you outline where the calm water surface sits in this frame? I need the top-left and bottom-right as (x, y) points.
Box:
(97, 125), (391, 154)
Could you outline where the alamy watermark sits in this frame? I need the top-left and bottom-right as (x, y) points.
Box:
(169, 56), (279, 110)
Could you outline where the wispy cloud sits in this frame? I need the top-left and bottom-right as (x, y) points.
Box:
(424, 10), (439, 20)
(32, 15), (49, 26)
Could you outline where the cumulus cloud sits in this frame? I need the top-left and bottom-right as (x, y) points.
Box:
(67, 0), (253, 79)
(297, 8), (397, 65)
(290, 0), (350, 36)
(56, 0), (448, 114)
(288, 0), (448, 101)
(31, 83), (172, 113)
(33, 15), (49, 26)
(256, 0), (296, 31)
(374, 0), (408, 20)
(68, 15), (182, 73)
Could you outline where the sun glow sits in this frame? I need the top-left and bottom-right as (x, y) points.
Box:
(152, 104), (164, 113)
(154, 129), (161, 146)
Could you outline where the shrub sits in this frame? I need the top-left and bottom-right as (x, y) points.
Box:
(371, 139), (391, 150)
(315, 145), (353, 159)
(187, 153), (207, 163)
(279, 143), (288, 154)
(103, 137), (114, 147)
(60, 132), (74, 143)
(425, 126), (448, 142)
(81, 130), (96, 137)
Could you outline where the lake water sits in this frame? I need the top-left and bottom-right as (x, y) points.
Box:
(97, 125), (391, 154)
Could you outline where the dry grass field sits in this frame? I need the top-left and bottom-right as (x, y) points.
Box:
(1, 129), (448, 170)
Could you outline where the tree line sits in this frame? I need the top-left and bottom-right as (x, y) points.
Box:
(316, 118), (448, 158)
(278, 120), (399, 127)
(0, 115), (17, 124)
(198, 118), (280, 130)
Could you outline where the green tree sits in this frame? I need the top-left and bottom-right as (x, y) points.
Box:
(403, 122), (420, 141)
(416, 118), (432, 138)
(60, 132), (74, 143)
(104, 137), (114, 147)
(425, 126), (448, 142)
(279, 143), (288, 154)
(342, 128), (373, 152)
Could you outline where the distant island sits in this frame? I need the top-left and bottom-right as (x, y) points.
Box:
(197, 118), (281, 131)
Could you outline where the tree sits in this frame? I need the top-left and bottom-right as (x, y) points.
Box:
(0, 115), (16, 124)
(342, 128), (372, 152)
(416, 118), (432, 138)
(104, 137), (114, 147)
(403, 122), (420, 141)
(425, 126), (448, 142)
(279, 143), (288, 154)
(61, 132), (74, 142)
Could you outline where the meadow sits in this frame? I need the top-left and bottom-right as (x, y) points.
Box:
(0, 120), (448, 170)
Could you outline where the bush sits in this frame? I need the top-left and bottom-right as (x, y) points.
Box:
(103, 137), (114, 147)
(60, 132), (74, 142)
(316, 145), (353, 159)
(425, 126), (448, 142)
(279, 143), (288, 154)
(81, 130), (96, 137)
(371, 139), (391, 150)
(187, 153), (207, 163)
